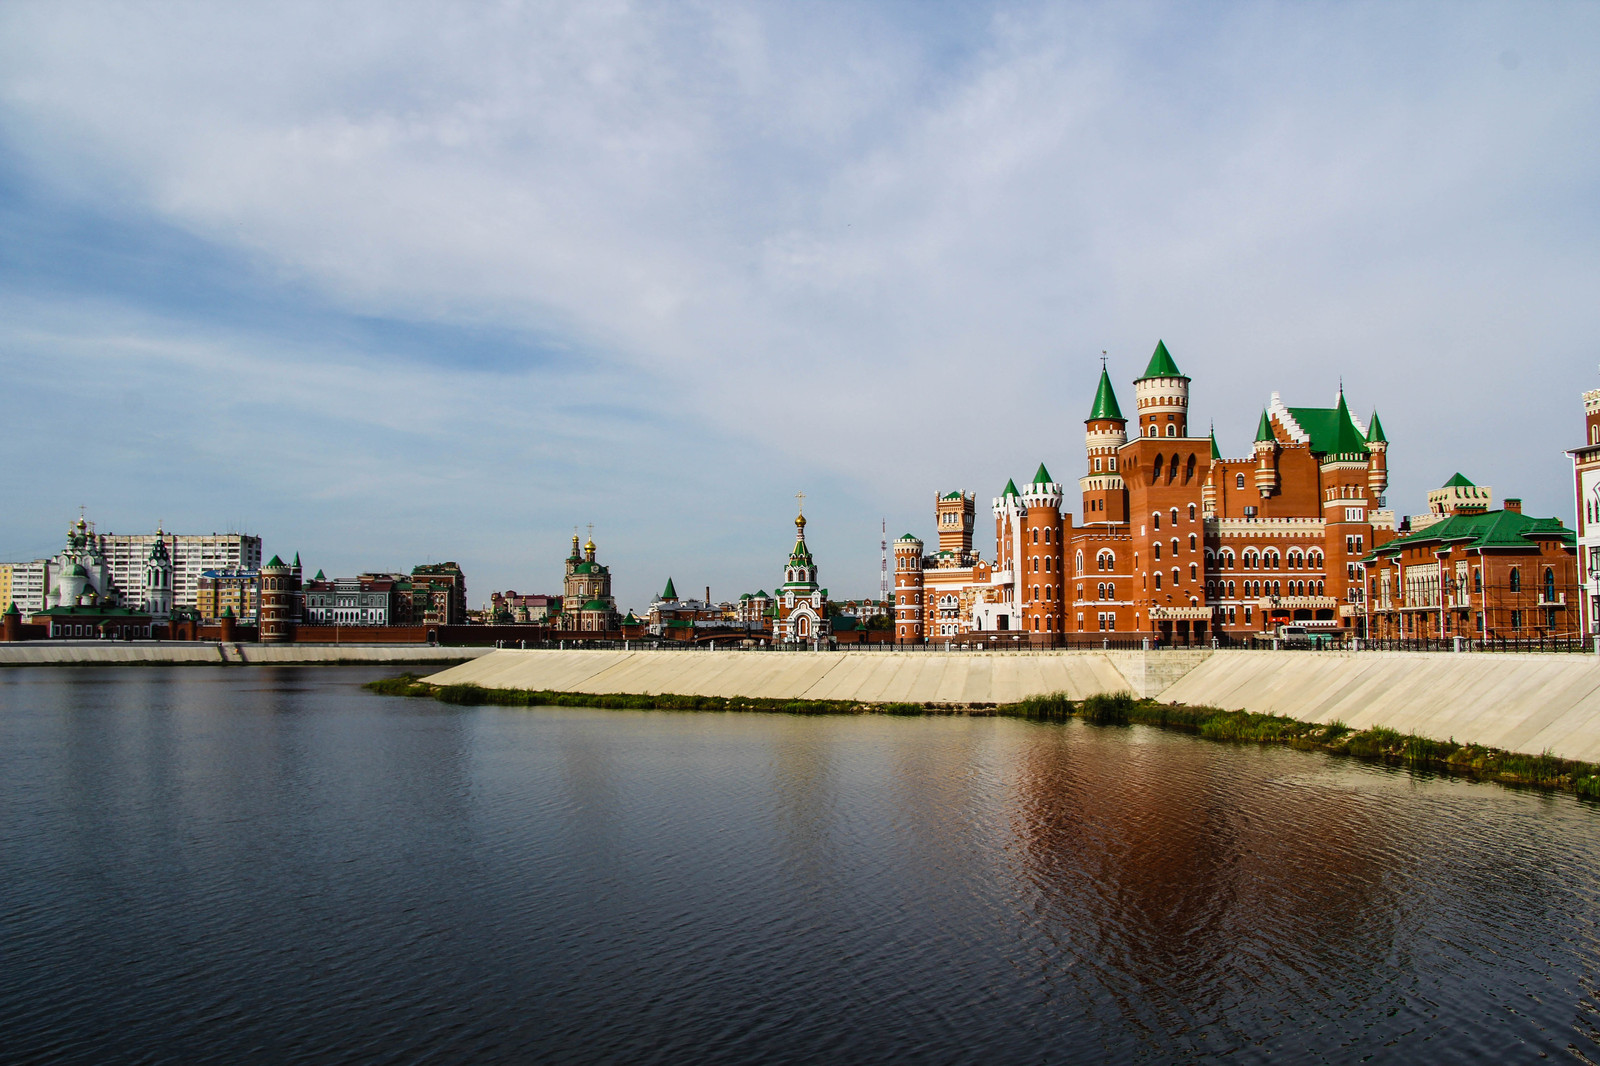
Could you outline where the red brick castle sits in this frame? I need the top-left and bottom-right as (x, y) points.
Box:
(895, 342), (1396, 643)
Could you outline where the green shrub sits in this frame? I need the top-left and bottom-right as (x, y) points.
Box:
(1080, 691), (1135, 725)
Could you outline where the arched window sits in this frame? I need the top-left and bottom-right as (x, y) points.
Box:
(1185, 454), (1196, 482)
(1205, 548), (1215, 564)
(1545, 568), (1556, 601)
(1272, 580), (1281, 596)
(1153, 454), (1164, 481)
(1032, 529), (1038, 544)
(1189, 503), (1196, 520)
(1153, 512), (1161, 530)
(1154, 543), (1162, 560)
(1106, 582), (1115, 599)
(1172, 568), (1180, 586)
(1166, 424), (1176, 437)
(1316, 580), (1324, 595)
(1077, 551), (1084, 573)
(1032, 558), (1038, 572)
(1044, 557), (1052, 573)
(1189, 564), (1197, 580)
(1169, 456), (1180, 481)
(1148, 424), (1158, 437)
(1510, 568), (1521, 592)
(1227, 580), (1235, 597)
(1474, 569), (1482, 592)
(1097, 583), (1106, 600)
(1044, 528), (1051, 544)
(1236, 473), (1246, 490)
(1155, 573), (1162, 590)
(1189, 534), (1197, 551)
(1170, 508), (1179, 525)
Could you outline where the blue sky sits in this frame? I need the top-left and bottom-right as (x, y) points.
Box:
(2, 1), (1597, 612)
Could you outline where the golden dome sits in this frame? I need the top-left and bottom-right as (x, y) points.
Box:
(584, 538), (596, 552)
(795, 513), (807, 530)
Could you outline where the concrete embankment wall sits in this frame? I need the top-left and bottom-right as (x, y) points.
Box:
(428, 647), (1600, 762)
(424, 649), (1137, 704)
(1164, 650), (1600, 764)
(0, 644), (493, 666)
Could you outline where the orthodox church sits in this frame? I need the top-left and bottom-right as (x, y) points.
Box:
(772, 503), (829, 643)
(558, 533), (619, 632)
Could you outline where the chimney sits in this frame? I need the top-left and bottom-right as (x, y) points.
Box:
(705, 586), (711, 604)
(1504, 498), (1522, 514)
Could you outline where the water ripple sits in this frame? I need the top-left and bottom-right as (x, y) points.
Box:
(3, 666), (1600, 1064)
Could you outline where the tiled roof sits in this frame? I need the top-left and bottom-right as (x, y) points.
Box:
(1368, 509), (1574, 558)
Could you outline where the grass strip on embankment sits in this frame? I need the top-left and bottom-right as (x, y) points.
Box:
(365, 676), (1600, 800)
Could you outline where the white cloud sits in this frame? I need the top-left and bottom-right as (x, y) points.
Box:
(1, 0), (1598, 602)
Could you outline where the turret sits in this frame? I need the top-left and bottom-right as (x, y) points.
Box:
(1082, 364), (1129, 522)
(259, 554), (294, 644)
(893, 533), (925, 642)
(992, 478), (1026, 613)
(1253, 408), (1279, 498)
(934, 491), (976, 560)
(1366, 409), (1389, 501)
(1201, 426), (1221, 516)
(1133, 340), (1190, 439)
(2, 602), (20, 643)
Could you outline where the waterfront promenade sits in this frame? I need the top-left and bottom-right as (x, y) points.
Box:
(427, 647), (1600, 763)
(0, 643), (491, 666)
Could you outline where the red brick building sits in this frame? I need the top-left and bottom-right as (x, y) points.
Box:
(1363, 486), (1577, 643)
(895, 342), (1398, 643)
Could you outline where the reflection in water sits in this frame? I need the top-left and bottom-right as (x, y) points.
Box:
(1, 666), (1598, 1065)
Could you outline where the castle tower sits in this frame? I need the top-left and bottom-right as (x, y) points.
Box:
(893, 533), (925, 642)
(143, 530), (174, 621)
(259, 555), (293, 643)
(1252, 408), (1279, 498)
(1021, 463), (1065, 634)
(1082, 364), (1129, 523)
(935, 491), (976, 560)
(992, 478), (1026, 617)
(1366, 410), (1389, 501)
(1201, 427), (1221, 516)
(1133, 340), (1190, 439)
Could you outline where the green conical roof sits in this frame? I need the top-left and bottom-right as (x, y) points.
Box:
(4, 602), (18, 616)
(662, 577), (677, 600)
(1209, 426), (1221, 460)
(1032, 463), (1053, 486)
(622, 611), (640, 625)
(1367, 410), (1388, 444)
(314, 569), (325, 581)
(266, 555), (285, 568)
(1002, 478), (1019, 497)
(1255, 409), (1274, 443)
(1442, 472), (1475, 488)
(1137, 340), (1184, 380)
(1324, 391), (1368, 454)
(1088, 366), (1124, 421)
(222, 606), (235, 619)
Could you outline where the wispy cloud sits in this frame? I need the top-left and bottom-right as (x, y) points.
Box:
(2, 1), (1597, 607)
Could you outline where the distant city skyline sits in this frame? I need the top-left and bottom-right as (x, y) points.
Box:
(3, 3), (1597, 610)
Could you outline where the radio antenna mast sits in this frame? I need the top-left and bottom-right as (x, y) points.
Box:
(880, 517), (889, 604)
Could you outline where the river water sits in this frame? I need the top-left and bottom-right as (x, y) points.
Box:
(2, 666), (1598, 1064)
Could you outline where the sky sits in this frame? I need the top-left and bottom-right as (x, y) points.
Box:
(2, 1), (1597, 613)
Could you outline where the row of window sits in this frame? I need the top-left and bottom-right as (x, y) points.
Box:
(1205, 548), (1327, 570)
(1208, 579), (1325, 599)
